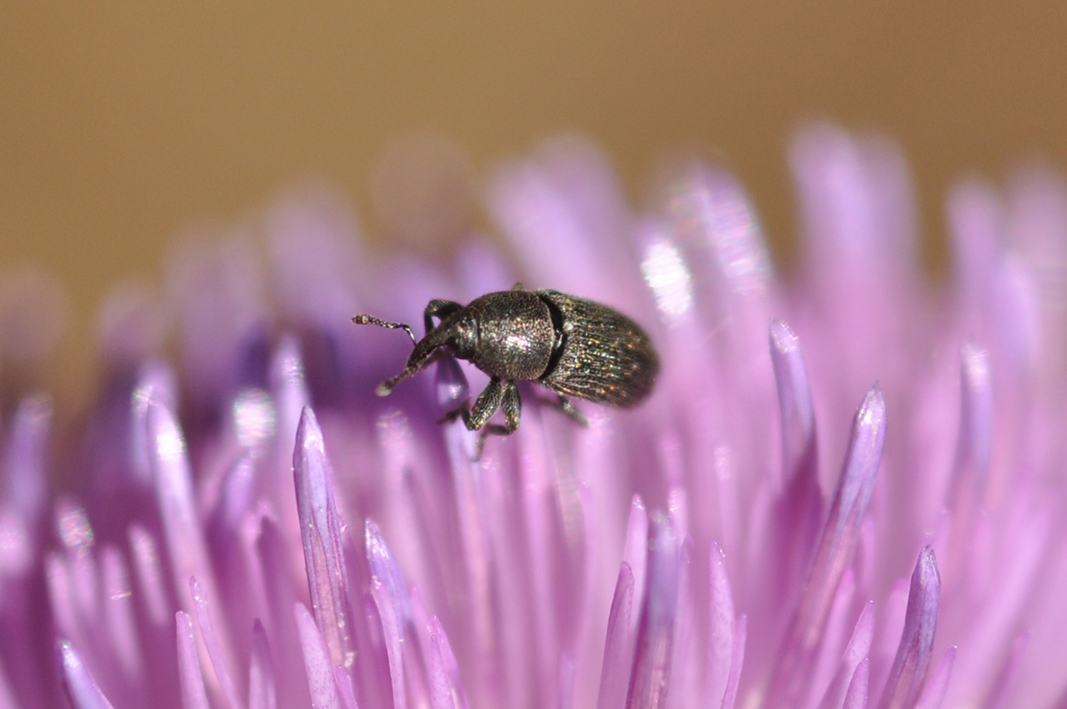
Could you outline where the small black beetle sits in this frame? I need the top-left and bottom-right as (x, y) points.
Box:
(352, 285), (659, 439)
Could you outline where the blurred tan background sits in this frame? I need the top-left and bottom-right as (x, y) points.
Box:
(3, 2), (1067, 411)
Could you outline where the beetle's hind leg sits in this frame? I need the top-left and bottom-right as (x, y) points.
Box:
(553, 394), (589, 427)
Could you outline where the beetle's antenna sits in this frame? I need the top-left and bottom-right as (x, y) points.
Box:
(351, 315), (418, 346)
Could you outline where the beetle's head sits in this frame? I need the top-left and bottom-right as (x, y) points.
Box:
(441, 316), (477, 360)
(370, 313), (478, 397)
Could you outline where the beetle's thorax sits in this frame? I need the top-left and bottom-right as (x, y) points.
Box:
(445, 290), (556, 380)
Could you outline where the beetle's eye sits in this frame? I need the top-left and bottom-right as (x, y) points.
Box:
(448, 322), (477, 356)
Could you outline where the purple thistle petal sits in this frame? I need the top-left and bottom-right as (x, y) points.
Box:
(175, 612), (210, 709)
(668, 536), (696, 700)
(146, 397), (239, 703)
(940, 343), (994, 601)
(255, 517), (313, 708)
(248, 619), (276, 709)
(58, 639), (115, 709)
(334, 665), (361, 709)
(188, 575), (242, 709)
(597, 561), (636, 709)
(770, 320), (818, 489)
(127, 524), (170, 629)
(805, 569), (859, 708)
(268, 336), (309, 546)
(293, 406), (355, 671)
(721, 615), (747, 709)
(948, 179), (1002, 304)
(166, 236), (268, 411)
(840, 657), (869, 709)
(129, 361), (178, 488)
(705, 542), (735, 705)
(984, 633), (1027, 709)
(13, 127), (1067, 709)
(953, 343), (994, 499)
(769, 385), (886, 705)
(817, 601), (875, 709)
(145, 400), (214, 601)
(626, 513), (678, 709)
(434, 354), (470, 413)
(2, 395), (50, 529)
(877, 546), (941, 709)
(755, 320), (823, 658)
(99, 545), (141, 685)
(947, 495), (1050, 703)
(265, 187), (363, 331)
(294, 602), (343, 709)
(659, 162), (771, 303)
(792, 124), (915, 288)
(487, 137), (640, 306)
(914, 646), (955, 709)
(429, 615), (469, 709)
(366, 520), (414, 709)
(45, 552), (78, 657)
(623, 496), (649, 625)
(0, 662), (18, 709)
(440, 428), (493, 699)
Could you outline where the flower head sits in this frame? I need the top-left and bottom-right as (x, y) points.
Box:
(2, 125), (1067, 707)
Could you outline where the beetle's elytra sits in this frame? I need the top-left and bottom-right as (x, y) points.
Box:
(352, 285), (659, 440)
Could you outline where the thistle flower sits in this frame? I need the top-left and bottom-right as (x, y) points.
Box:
(2, 124), (1067, 708)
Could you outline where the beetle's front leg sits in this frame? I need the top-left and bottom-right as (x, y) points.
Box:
(465, 377), (506, 431)
(439, 376), (508, 431)
(423, 300), (464, 334)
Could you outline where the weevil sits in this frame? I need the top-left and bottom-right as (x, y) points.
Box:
(352, 285), (659, 443)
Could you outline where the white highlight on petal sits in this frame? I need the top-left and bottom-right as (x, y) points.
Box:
(233, 388), (277, 450)
(641, 236), (693, 321)
(55, 500), (95, 553)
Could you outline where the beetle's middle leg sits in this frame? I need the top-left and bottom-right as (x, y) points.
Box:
(440, 379), (522, 459)
(441, 378), (523, 432)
